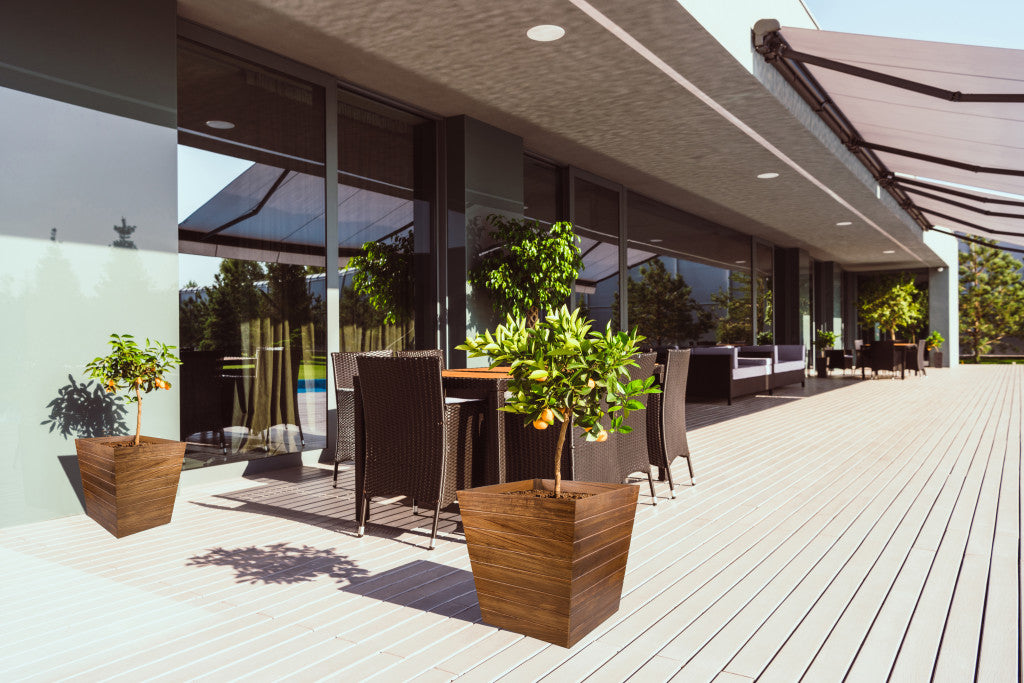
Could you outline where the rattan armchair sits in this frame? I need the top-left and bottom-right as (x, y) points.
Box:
(647, 349), (694, 499)
(355, 354), (484, 549)
(330, 351), (393, 487)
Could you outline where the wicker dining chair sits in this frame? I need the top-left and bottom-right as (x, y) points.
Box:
(397, 348), (446, 370)
(647, 349), (695, 499)
(330, 350), (393, 487)
(355, 354), (484, 549)
(905, 339), (927, 376)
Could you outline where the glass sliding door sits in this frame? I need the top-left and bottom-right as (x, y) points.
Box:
(337, 90), (435, 352)
(176, 40), (326, 467)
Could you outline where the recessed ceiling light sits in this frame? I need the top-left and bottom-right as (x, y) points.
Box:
(883, 249), (896, 254)
(649, 238), (663, 243)
(836, 221), (853, 226)
(205, 120), (235, 130)
(757, 172), (779, 179)
(735, 260), (746, 264)
(527, 25), (565, 41)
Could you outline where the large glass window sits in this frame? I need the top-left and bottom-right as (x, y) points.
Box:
(573, 176), (621, 330)
(337, 90), (435, 352)
(177, 40), (326, 467)
(626, 192), (753, 347)
(524, 156), (561, 226)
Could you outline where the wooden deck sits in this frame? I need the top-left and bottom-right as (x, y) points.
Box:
(1, 365), (1020, 681)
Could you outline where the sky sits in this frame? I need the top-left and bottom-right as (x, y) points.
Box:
(803, 0), (1024, 49)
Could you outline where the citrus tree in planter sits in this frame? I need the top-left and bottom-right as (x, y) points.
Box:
(76, 334), (184, 538)
(455, 306), (658, 647)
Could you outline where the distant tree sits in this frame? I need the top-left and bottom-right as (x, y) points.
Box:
(468, 216), (582, 327)
(959, 240), (1024, 362)
(262, 263), (319, 346)
(858, 274), (924, 340)
(611, 258), (712, 346)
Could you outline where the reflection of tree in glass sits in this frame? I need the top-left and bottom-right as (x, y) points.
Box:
(347, 231), (414, 350)
(350, 232), (413, 324)
(612, 259), (713, 346)
(179, 280), (208, 352)
(755, 274), (773, 343)
(200, 260), (265, 355)
(711, 271), (756, 345)
(42, 374), (129, 439)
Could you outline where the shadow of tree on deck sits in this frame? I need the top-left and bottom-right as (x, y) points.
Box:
(186, 542), (370, 585)
(185, 544), (479, 622)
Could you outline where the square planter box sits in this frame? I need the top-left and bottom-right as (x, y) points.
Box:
(75, 435), (186, 538)
(457, 478), (638, 648)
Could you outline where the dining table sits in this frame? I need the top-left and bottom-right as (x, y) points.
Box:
(861, 341), (916, 379)
(441, 366), (512, 487)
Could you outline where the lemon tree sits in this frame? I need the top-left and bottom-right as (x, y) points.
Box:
(84, 334), (182, 446)
(458, 306), (658, 494)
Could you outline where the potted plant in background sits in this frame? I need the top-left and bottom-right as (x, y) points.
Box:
(468, 215), (582, 328)
(76, 334), (184, 538)
(814, 328), (837, 377)
(858, 273), (924, 340)
(925, 330), (945, 368)
(456, 306), (658, 648)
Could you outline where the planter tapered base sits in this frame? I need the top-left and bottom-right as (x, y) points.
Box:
(458, 478), (638, 648)
(75, 435), (186, 538)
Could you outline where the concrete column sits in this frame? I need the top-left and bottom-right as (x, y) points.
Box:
(924, 230), (959, 368)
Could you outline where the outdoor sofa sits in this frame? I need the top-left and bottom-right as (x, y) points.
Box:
(686, 346), (771, 405)
(739, 344), (807, 391)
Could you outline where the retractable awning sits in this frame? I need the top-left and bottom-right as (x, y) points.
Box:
(756, 25), (1024, 248)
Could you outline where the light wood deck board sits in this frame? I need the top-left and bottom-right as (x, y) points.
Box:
(0, 366), (1020, 682)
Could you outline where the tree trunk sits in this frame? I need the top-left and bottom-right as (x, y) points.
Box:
(526, 306), (540, 329)
(134, 386), (142, 446)
(553, 417), (569, 496)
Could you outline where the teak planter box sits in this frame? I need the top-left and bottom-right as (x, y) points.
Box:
(74, 435), (186, 538)
(457, 478), (639, 648)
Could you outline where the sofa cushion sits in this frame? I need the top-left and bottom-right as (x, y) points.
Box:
(776, 345), (805, 364)
(734, 357), (771, 380)
(775, 360), (805, 373)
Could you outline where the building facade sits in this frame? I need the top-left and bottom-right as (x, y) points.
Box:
(0, 0), (957, 527)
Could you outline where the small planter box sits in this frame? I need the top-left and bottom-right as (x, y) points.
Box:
(75, 435), (186, 538)
(929, 351), (944, 368)
(458, 478), (638, 648)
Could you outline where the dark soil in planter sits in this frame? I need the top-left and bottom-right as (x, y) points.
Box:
(503, 488), (594, 500)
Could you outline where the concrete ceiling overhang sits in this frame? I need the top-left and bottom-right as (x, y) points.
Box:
(177, 0), (944, 271)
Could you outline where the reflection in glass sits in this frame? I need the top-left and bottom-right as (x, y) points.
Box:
(176, 40), (326, 467)
(574, 177), (621, 329)
(338, 90), (431, 351)
(524, 156), (561, 226)
(626, 192), (753, 347)
(755, 242), (774, 343)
